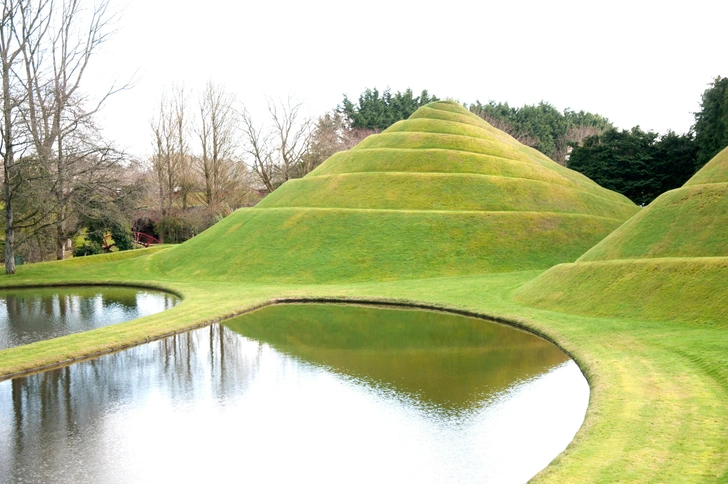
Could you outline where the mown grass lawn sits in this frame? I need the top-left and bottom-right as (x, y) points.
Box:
(0, 254), (726, 482)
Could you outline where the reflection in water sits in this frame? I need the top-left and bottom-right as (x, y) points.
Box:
(0, 305), (589, 483)
(0, 287), (179, 349)
(224, 304), (571, 413)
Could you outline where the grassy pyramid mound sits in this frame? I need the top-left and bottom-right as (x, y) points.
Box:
(516, 147), (728, 323)
(156, 101), (638, 283)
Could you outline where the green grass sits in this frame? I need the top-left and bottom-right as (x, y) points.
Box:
(0, 101), (725, 482)
(154, 101), (637, 283)
(505, 144), (728, 480)
(21, 245), (171, 271)
(515, 257), (728, 324)
(153, 207), (624, 283)
(1, 265), (726, 482)
(309, 148), (632, 206)
(517, 145), (728, 327)
(577, 184), (728, 261)
(312, 148), (592, 184)
(259, 173), (637, 218)
(685, 146), (728, 186)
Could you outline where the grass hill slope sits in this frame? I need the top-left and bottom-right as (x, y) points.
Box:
(155, 101), (638, 283)
(516, 146), (728, 324)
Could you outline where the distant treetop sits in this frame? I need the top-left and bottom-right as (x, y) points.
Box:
(339, 88), (439, 131)
(469, 100), (613, 164)
(693, 76), (728, 169)
(567, 127), (697, 205)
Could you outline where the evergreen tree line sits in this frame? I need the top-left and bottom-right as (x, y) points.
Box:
(468, 101), (612, 163)
(567, 77), (727, 205)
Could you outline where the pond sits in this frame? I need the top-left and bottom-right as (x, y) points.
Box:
(0, 286), (179, 349)
(0, 303), (588, 483)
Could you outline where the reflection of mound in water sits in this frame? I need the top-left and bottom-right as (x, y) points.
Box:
(517, 146), (728, 323)
(223, 304), (570, 412)
(0, 321), (588, 484)
(155, 101), (638, 283)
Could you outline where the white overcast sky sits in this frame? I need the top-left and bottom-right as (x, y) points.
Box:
(84, 0), (728, 159)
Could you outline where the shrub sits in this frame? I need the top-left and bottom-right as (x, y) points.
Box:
(73, 241), (103, 257)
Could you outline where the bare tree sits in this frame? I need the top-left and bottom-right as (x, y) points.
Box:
(1, 0), (25, 274)
(240, 105), (275, 193)
(302, 110), (374, 173)
(150, 94), (177, 219)
(149, 86), (198, 233)
(0, 0), (51, 273)
(169, 86), (195, 211)
(269, 97), (311, 180)
(18, 0), (127, 260)
(196, 81), (241, 207)
(241, 97), (312, 193)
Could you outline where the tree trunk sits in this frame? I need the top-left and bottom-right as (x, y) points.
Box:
(54, 128), (65, 260)
(4, 188), (15, 274)
(3, 55), (15, 275)
(55, 225), (65, 260)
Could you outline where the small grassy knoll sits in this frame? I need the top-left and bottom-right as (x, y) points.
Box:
(517, 146), (728, 324)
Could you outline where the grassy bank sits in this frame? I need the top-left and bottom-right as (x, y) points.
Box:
(517, 146), (728, 326)
(0, 262), (726, 481)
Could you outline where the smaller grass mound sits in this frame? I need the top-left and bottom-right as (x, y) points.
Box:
(577, 183), (728, 261)
(684, 146), (728, 186)
(517, 257), (728, 325)
(516, 146), (728, 324)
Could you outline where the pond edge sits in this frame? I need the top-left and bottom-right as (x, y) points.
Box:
(0, 294), (590, 395)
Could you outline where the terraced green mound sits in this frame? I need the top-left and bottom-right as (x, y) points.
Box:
(157, 101), (638, 283)
(517, 146), (728, 323)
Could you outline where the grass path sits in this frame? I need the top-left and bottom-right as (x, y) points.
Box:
(0, 261), (726, 482)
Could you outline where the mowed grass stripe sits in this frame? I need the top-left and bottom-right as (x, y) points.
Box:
(295, 171), (636, 210)
(685, 146), (728, 186)
(309, 148), (574, 182)
(385, 117), (511, 142)
(408, 105), (511, 137)
(249, 205), (628, 223)
(310, 148), (633, 206)
(577, 183), (728, 261)
(258, 172), (639, 219)
(354, 131), (540, 165)
(155, 207), (624, 283)
(515, 257), (728, 325)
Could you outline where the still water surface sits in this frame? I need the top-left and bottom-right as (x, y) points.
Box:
(0, 304), (588, 483)
(0, 286), (179, 349)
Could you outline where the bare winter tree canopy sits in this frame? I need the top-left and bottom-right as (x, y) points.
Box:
(241, 97), (312, 192)
(150, 86), (192, 219)
(1, 0), (133, 273)
(196, 81), (241, 207)
(143, 83), (259, 244)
